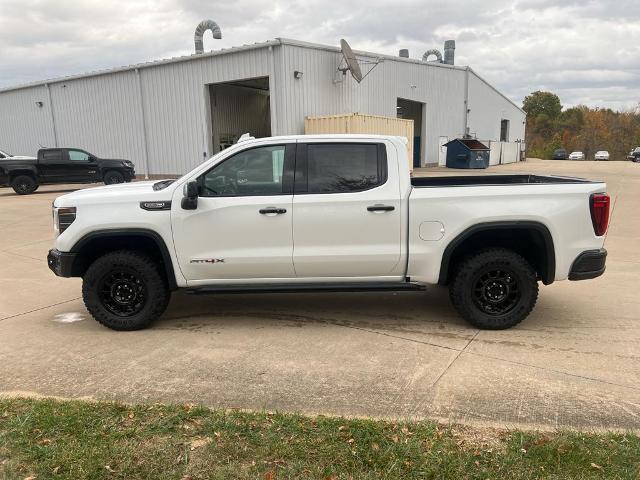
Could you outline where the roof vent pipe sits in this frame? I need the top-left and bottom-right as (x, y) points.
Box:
(399, 49), (409, 58)
(444, 40), (455, 65)
(422, 49), (443, 63)
(194, 20), (222, 54)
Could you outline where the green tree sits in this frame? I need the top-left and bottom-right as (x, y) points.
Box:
(523, 91), (562, 119)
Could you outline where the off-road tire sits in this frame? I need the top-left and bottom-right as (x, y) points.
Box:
(449, 248), (538, 330)
(11, 175), (38, 195)
(82, 250), (170, 331)
(103, 170), (125, 185)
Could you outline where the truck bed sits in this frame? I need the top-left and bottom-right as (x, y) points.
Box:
(411, 174), (600, 188)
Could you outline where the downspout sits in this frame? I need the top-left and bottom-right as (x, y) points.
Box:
(463, 67), (470, 137)
(45, 83), (58, 147)
(135, 68), (151, 179)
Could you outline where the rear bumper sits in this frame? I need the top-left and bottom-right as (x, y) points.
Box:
(47, 249), (77, 277)
(569, 248), (607, 280)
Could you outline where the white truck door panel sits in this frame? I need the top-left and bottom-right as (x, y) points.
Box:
(171, 143), (296, 282)
(292, 141), (402, 278)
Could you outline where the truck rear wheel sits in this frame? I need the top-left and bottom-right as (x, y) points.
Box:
(449, 248), (538, 330)
(103, 170), (124, 185)
(11, 175), (38, 195)
(82, 250), (170, 331)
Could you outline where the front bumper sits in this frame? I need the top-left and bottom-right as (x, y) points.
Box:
(569, 248), (607, 280)
(47, 249), (77, 277)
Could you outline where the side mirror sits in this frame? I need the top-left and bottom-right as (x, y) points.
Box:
(181, 180), (198, 210)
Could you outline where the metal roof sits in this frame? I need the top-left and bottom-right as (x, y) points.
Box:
(0, 37), (523, 113)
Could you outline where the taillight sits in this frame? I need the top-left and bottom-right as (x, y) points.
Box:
(590, 193), (610, 236)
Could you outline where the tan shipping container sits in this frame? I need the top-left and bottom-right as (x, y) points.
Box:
(304, 113), (414, 172)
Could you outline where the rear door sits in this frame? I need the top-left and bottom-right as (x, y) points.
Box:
(292, 141), (403, 279)
(38, 149), (65, 182)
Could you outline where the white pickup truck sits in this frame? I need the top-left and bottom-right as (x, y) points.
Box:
(47, 135), (610, 331)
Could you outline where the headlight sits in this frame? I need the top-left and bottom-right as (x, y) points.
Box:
(53, 206), (76, 235)
(121, 160), (133, 168)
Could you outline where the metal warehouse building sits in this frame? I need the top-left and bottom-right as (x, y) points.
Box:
(0, 37), (525, 176)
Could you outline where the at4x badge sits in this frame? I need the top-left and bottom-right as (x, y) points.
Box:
(190, 258), (225, 264)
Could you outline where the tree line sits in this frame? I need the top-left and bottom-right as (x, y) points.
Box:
(523, 91), (640, 160)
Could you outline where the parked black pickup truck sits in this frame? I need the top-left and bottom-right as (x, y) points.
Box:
(0, 148), (135, 194)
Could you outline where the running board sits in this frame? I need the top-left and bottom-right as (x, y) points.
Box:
(186, 282), (425, 295)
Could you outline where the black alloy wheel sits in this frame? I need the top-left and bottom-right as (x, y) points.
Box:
(98, 269), (147, 317)
(472, 268), (521, 316)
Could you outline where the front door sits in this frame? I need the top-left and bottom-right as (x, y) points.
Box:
(171, 143), (296, 283)
(292, 141), (402, 278)
(65, 149), (99, 182)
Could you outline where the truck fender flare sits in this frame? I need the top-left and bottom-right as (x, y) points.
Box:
(8, 166), (38, 179)
(70, 228), (178, 290)
(437, 221), (556, 285)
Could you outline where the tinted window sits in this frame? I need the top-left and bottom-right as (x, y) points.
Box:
(306, 144), (382, 193)
(68, 150), (89, 161)
(199, 145), (286, 197)
(42, 151), (62, 162)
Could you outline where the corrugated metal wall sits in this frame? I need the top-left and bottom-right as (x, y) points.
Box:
(48, 71), (147, 163)
(0, 39), (524, 174)
(275, 43), (467, 165)
(0, 85), (55, 155)
(467, 70), (525, 143)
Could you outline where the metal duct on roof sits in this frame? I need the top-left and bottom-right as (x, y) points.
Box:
(194, 20), (222, 54)
(422, 49), (443, 63)
(444, 40), (456, 65)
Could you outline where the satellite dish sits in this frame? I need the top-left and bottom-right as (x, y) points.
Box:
(339, 39), (364, 83)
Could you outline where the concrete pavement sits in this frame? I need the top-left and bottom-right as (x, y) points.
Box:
(1, 160), (639, 431)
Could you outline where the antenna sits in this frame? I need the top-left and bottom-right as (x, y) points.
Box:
(337, 39), (382, 84)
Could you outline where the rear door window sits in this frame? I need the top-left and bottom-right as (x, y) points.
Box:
(297, 143), (386, 194)
(41, 151), (62, 163)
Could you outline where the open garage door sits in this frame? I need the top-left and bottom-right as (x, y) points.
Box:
(209, 77), (271, 153)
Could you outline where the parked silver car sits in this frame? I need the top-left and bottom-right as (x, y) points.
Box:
(569, 151), (585, 161)
(594, 151), (610, 161)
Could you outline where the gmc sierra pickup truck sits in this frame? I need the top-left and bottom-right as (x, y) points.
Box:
(47, 135), (610, 331)
(0, 147), (135, 194)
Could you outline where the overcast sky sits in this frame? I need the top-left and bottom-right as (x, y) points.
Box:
(1, 0), (638, 111)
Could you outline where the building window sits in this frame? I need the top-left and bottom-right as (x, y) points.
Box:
(500, 119), (510, 142)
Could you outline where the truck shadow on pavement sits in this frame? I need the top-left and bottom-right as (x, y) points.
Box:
(154, 287), (473, 338)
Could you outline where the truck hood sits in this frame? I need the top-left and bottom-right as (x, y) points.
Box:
(54, 180), (176, 207)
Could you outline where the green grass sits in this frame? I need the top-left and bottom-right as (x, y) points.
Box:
(0, 398), (638, 479)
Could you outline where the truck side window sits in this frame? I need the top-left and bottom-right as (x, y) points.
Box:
(41, 151), (62, 163)
(199, 145), (287, 197)
(306, 144), (384, 193)
(68, 150), (90, 161)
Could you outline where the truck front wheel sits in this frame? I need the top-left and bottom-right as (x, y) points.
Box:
(11, 175), (38, 195)
(103, 170), (124, 185)
(82, 250), (170, 330)
(449, 248), (538, 330)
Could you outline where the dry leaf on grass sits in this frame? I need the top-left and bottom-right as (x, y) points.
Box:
(591, 463), (604, 470)
(190, 437), (213, 450)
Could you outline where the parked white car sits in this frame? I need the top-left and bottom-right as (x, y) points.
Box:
(594, 151), (610, 161)
(47, 135), (610, 331)
(0, 149), (36, 160)
(569, 151), (585, 160)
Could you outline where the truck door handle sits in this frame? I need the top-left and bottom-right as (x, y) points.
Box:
(367, 204), (395, 212)
(259, 207), (287, 215)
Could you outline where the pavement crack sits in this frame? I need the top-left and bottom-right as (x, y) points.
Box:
(0, 297), (82, 323)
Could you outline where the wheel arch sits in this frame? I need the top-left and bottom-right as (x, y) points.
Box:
(70, 228), (178, 290)
(9, 168), (38, 181)
(438, 221), (556, 286)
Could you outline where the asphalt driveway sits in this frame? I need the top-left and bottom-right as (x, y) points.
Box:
(1, 159), (639, 431)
